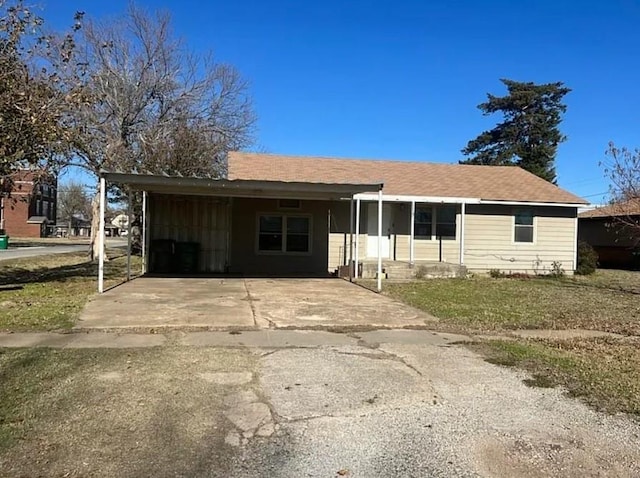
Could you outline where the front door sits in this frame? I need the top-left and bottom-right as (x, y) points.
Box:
(367, 203), (392, 259)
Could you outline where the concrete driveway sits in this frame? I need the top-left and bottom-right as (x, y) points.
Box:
(77, 277), (437, 331)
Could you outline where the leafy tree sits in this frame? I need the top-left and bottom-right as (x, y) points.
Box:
(0, 1), (82, 180)
(461, 79), (571, 183)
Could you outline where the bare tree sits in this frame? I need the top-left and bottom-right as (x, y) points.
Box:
(57, 181), (91, 235)
(64, 4), (256, 259)
(603, 142), (640, 242)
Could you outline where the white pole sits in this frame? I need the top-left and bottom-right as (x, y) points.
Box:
(459, 202), (466, 265)
(126, 190), (132, 281)
(349, 197), (354, 280)
(354, 198), (360, 279)
(377, 189), (383, 292)
(142, 191), (147, 274)
(410, 200), (416, 264)
(98, 177), (106, 293)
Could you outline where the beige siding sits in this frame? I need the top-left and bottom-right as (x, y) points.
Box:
(328, 200), (367, 271)
(464, 205), (577, 273)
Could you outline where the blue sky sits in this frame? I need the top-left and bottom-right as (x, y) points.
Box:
(44, 0), (640, 203)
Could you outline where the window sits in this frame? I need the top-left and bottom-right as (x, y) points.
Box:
(414, 207), (432, 238)
(258, 214), (311, 253)
(514, 209), (534, 243)
(435, 206), (457, 240)
(414, 205), (457, 240)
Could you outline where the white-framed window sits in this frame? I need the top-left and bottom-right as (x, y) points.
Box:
(414, 206), (432, 239)
(258, 214), (311, 253)
(514, 209), (534, 243)
(413, 205), (457, 240)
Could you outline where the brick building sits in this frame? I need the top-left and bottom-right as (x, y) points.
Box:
(0, 170), (57, 238)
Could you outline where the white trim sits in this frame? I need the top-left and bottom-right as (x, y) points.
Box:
(354, 198), (360, 278)
(98, 177), (106, 294)
(126, 192), (132, 281)
(480, 199), (585, 208)
(349, 198), (354, 280)
(513, 208), (536, 245)
(352, 193), (583, 208)
(355, 193), (479, 204)
(377, 188), (383, 292)
(460, 202), (466, 265)
(573, 215), (579, 270)
(409, 200), (415, 264)
(142, 191), (147, 274)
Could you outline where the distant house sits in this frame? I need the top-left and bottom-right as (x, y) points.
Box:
(97, 152), (588, 280)
(578, 199), (640, 269)
(0, 169), (57, 238)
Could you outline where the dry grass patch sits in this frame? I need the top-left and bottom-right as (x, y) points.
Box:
(471, 338), (640, 416)
(384, 270), (640, 334)
(0, 251), (140, 331)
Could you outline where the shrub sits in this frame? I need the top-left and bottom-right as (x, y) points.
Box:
(550, 261), (565, 278)
(576, 240), (598, 275)
(489, 269), (505, 278)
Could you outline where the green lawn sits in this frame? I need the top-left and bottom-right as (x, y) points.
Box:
(0, 251), (141, 331)
(385, 270), (640, 335)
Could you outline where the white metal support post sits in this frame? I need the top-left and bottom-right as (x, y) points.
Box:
(410, 200), (416, 265)
(98, 177), (106, 293)
(354, 198), (360, 279)
(349, 197), (354, 281)
(126, 190), (132, 281)
(377, 188), (383, 292)
(142, 191), (147, 274)
(459, 202), (466, 265)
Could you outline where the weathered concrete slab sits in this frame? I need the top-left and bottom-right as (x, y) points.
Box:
(245, 278), (437, 329)
(180, 330), (357, 348)
(0, 332), (167, 348)
(76, 277), (256, 331)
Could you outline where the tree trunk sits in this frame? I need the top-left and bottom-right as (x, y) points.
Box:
(89, 189), (108, 262)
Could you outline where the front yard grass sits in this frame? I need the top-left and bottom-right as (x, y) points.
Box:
(384, 269), (640, 416)
(469, 338), (640, 416)
(0, 252), (140, 331)
(385, 269), (640, 335)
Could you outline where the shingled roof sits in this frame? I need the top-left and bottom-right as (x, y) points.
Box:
(228, 152), (587, 205)
(579, 198), (640, 218)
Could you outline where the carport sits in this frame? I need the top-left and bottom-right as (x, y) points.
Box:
(97, 171), (386, 291)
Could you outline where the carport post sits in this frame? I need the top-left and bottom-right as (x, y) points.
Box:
(349, 197), (354, 280)
(377, 188), (383, 292)
(126, 190), (132, 281)
(410, 200), (416, 265)
(142, 191), (147, 274)
(354, 198), (360, 279)
(98, 177), (106, 293)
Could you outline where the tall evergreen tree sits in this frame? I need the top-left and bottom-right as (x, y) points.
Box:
(460, 79), (571, 183)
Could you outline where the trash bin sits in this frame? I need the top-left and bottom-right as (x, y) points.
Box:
(0, 235), (8, 250)
(175, 242), (200, 274)
(149, 239), (175, 273)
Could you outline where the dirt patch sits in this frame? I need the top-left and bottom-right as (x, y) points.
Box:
(0, 347), (257, 477)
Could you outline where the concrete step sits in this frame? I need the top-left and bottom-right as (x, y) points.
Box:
(359, 261), (466, 280)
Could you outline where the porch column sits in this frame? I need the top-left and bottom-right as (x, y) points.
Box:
(141, 191), (147, 274)
(354, 198), (360, 278)
(126, 190), (132, 281)
(349, 196), (354, 280)
(98, 177), (106, 293)
(409, 200), (416, 264)
(459, 202), (466, 265)
(377, 188), (383, 292)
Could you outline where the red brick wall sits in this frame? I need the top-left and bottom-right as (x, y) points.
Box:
(1, 170), (56, 238)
